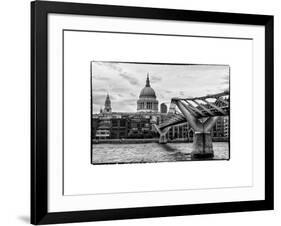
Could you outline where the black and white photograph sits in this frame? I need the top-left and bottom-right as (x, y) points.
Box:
(28, 1), (274, 225)
(91, 62), (230, 164)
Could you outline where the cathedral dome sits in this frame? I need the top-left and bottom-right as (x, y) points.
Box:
(137, 73), (158, 112)
(139, 86), (156, 98)
(139, 74), (156, 98)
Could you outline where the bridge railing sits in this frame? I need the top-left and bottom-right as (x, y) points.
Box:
(157, 91), (229, 129)
(171, 92), (229, 119)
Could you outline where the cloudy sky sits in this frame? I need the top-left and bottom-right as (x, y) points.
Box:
(91, 61), (229, 113)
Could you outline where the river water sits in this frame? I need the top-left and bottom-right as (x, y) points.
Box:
(92, 142), (229, 164)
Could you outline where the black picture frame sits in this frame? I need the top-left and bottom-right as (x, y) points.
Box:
(31, 0), (274, 224)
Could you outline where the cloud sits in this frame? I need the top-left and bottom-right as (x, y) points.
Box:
(111, 86), (131, 93)
(158, 94), (165, 99)
(92, 87), (107, 92)
(104, 62), (122, 72)
(220, 75), (229, 85)
(95, 61), (122, 72)
(97, 62), (140, 86)
(91, 62), (230, 112)
(150, 75), (162, 83)
(113, 98), (137, 112)
(117, 93), (124, 98)
(119, 72), (140, 86)
(164, 90), (173, 94)
(92, 94), (106, 105)
(92, 93), (118, 105)
(94, 76), (111, 81)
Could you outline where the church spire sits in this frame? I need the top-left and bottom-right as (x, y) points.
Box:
(146, 73), (150, 87)
(104, 93), (112, 113)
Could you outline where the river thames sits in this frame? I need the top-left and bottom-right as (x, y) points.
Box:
(92, 142), (229, 164)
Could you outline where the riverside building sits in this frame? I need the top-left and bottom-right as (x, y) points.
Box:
(92, 74), (229, 141)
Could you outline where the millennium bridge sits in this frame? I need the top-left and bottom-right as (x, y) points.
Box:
(153, 91), (230, 159)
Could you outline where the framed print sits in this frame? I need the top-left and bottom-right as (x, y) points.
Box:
(31, 1), (274, 224)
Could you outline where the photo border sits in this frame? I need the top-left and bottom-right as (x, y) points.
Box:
(89, 59), (231, 165)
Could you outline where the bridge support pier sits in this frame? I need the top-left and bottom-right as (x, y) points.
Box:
(159, 134), (168, 144)
(152, 124), (170, 144)
(192, 132), (214, 159)
(174, 100), (219, 159)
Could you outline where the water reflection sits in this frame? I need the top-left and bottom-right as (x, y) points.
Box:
(92, 142), (229, 164)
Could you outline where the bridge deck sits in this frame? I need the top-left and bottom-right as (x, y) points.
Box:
(158, 114), (186, 130)
(158, 91), (229, 130)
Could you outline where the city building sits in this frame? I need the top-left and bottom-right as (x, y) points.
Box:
(160, 103), (168, 114)
(223, 116), (229, 137)
(167, 123), (190, 140)
(137, 73), (159, 112)
(211, 116), (229, 138)
(103, 93), (112, 113)
(94, 114), (111, 139)
(92, 74), (229, 141)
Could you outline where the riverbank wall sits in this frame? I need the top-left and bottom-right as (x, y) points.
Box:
(92, 137), (228, 144)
